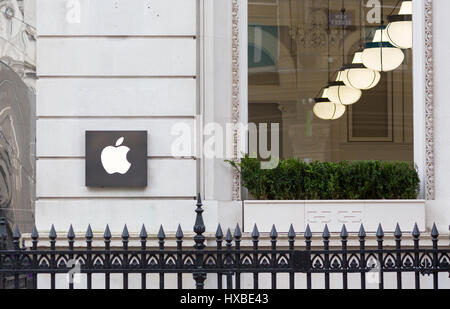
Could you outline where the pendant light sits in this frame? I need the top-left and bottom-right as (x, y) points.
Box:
(342, 52), (381, 89)
(313, 87), (346, 120)
(361, 0), (404, 72)
(361, 26), (404, 72)
(327, 0), (362, 106)
(327, 71), (362, 105)
(386, 0), (412, 49)
(314, 102), (346, 120)
(341, 0), (380, 90)
(313, 0), (346, 121)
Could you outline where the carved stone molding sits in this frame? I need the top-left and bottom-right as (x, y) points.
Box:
(425, 0), (434, 200)
(231, 0), (241, 201)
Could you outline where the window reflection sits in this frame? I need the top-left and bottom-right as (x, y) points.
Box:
(248, 0), (413, 162)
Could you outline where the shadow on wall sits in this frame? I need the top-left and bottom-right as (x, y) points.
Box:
(0, 61), (35, 237)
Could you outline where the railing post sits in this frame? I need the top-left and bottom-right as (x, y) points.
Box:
(412, 223), (421, 290)
(158, 225), (166, 289)
(193, 194), (207, 289)
(340, 225), (348, 290)
(0, 216), (6, 289)
(12, 225), (20, 289)
(252, 225), (260, 290)
(234, 224), (242, 289)
(67, 225), (75, 290)
(431, 223), (439, 290)
(140, 224), (148, 290)
(176, 225), (184, 290)
(121, 225), (129, 290)
(270, 225), (278, 290)
(288, 224), (295, 290)
(49, 225), (57, 290)
(31, 226), (39, 289)
(215, 225), (224, 289)
(104, 225), (112, 290)
(304, 225), (312, 290)
(0, 216), (6, 250)
(225, 229), (233, 289)
(359, 224), (367, 290)
(376, 224), (385, 290)
(322, 225), (330, 290)
(86, 225), (93, 290)
(394, 223), (403, 290)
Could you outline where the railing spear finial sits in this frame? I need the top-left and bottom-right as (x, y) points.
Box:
(193, 193), (205, 249)
(193, 193), (206, 289)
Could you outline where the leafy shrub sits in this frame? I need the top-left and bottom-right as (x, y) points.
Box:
(228, 156), (420, 200)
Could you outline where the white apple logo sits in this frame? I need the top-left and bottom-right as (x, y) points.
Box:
(100, 137), (131, 175)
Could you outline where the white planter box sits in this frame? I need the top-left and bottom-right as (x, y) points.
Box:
(244, 200), (426, 233)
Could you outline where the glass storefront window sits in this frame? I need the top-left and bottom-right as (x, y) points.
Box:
(248, 0), (413, 162)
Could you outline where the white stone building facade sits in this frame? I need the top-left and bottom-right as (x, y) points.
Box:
(0, 0), (448, 290)
(0, 0), (446, 243)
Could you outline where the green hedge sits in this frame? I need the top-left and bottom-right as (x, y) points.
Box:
(228, 156), (420, 200)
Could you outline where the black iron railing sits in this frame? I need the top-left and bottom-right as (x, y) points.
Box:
(0, 195), (449, 289)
